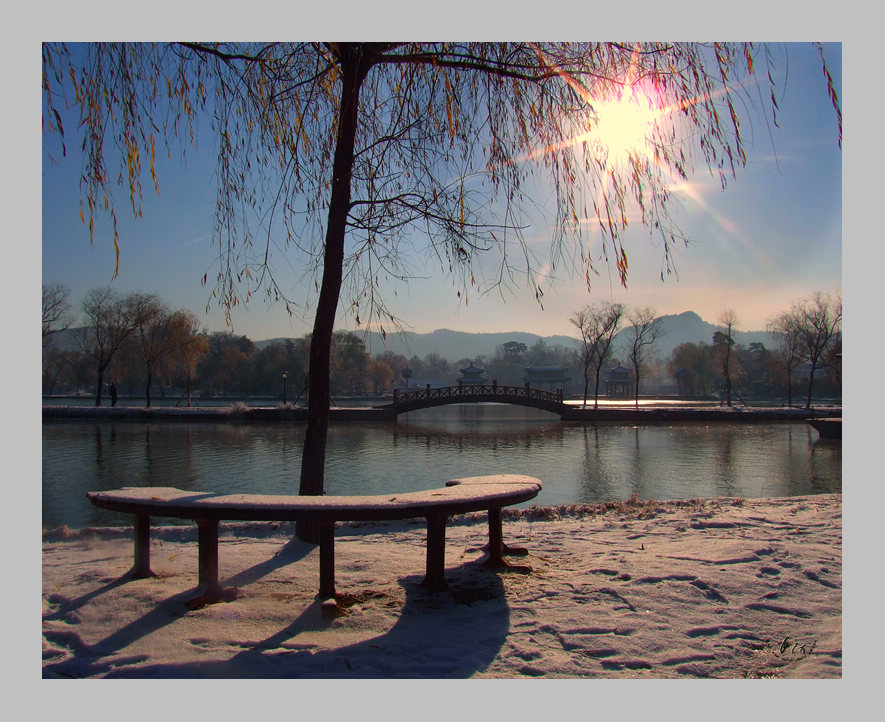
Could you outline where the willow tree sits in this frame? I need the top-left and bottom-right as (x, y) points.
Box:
(128, 293), (205, 408)
(42, 42), (841, 534)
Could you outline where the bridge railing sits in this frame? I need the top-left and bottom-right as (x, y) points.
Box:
(391, 381), (563, 407)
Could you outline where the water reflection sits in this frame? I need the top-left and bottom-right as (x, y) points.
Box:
(42, 410), (841, 530)
(713, 427), (738, 497)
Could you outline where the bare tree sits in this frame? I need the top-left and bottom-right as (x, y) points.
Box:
(713, 309), (742, 407)
(767, 309), (805, 407)
(42, 282), (72, 346)
(822, 334), (842, 387)
(78, 288), (139, 406)
(794, 291), (842, 409)
(624, 306), (662, 410)
(43, 42), (841, 540)
(570, 301), (624, 408)
(128, 293), (166, 406)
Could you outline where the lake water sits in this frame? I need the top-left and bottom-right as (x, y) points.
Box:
(42, 405), (841, 529)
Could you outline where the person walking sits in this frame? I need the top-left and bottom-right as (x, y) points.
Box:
(110, 380), (118, 407)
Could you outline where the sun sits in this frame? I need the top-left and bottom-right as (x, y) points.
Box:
(589, 85), (663, 162)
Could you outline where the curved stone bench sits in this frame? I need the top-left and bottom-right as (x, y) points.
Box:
(86, 474), (542, 608)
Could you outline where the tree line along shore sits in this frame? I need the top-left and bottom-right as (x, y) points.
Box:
(43, 284), (842, 410)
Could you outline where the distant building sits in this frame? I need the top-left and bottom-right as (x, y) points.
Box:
(605, 364), (635, 397)
(524, 365), (571, 393)
(459, 362), (487, 385)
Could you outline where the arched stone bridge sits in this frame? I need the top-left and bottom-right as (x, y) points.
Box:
(382, 382), (568, 417)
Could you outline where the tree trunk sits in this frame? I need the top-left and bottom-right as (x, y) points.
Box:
(634, 366), (640, 410)
(787, 365), (794, 408)
(95, 364), (105, 406)
(582, 360), (590, 408)
(145, 366), (152, 408)
(724, 343), (732, 407)
(297, 49), (364, 542)
(805, 361), (817, 409)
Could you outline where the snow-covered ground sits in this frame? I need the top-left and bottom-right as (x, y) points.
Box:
(43, 495), (841, 682)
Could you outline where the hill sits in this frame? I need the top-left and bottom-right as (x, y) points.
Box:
(50, 311), (771, 363)
(616, 311), (770, 361)
(258, 312), (770, 362)
(343, 313), (770, 362)
(353, 328), (580, 362)
(257, 328), (578, 361)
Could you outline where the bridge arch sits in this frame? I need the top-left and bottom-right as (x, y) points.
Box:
(383, 382), (567, 417)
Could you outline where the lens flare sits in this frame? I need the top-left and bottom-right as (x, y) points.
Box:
(589, 86), (662, 162)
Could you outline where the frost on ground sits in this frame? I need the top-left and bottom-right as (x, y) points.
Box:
(42, 494), (841, 679)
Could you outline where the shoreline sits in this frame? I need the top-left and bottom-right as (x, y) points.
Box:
(42, 403), (842, 424)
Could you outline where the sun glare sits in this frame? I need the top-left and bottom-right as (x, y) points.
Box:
(589, 86), (662, 162)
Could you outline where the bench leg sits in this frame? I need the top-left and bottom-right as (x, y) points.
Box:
(421, 514), (449, 592)
(197, 518), (221, 594)
(318, 521), (336, 600)
(486, 506), (505, 566)
(484, 507), (532, 573)
(188, 518), (235, 608)
(130, 513), (155, 578)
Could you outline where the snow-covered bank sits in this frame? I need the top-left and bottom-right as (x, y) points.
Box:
(42, 494), (841, 680)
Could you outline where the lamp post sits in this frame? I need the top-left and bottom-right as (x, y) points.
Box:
(282, 370), (288, 405)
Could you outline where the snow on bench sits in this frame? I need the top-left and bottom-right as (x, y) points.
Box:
(86, 474), (542, 609)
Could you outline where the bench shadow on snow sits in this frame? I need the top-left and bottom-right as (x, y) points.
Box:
(44, 542), (513, 679)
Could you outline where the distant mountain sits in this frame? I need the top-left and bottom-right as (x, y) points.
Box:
(358, 328), (580, 362)
(258, 328), (579, 362)
(343, 313), (771, 362)
(51, 311), (771, 363)
(620, 311), (770, 361)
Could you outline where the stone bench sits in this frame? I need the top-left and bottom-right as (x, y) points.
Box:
(86, 474), (542, 608)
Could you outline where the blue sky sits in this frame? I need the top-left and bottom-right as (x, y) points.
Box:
(41, 41), (842, 341)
